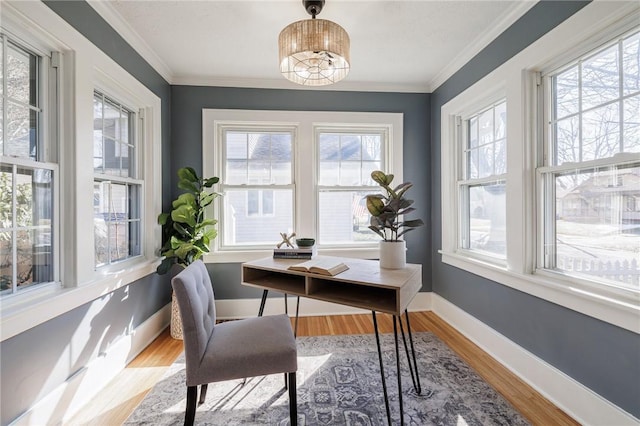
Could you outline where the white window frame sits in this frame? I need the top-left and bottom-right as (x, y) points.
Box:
(0, 1), (162, 341)
(0, 30), (59, 298)
(441, 2), (640, 334)
(315, 125), (393, 247)
(92, 89), (143, 268)
(203, 109), (403, 263)
(455, 98), (508, 264)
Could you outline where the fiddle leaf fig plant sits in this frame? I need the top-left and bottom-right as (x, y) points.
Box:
(365, 170), (424, 241)
(157, 167), (221, 275)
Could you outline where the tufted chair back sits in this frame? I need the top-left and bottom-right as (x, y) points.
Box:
(171, 260), (217, 382)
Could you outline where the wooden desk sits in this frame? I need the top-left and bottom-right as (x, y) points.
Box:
(241, 256), (422, 426)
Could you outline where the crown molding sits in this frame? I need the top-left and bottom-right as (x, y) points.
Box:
(172, 74), (431, 93)
(427, 0), (538, 92)
(86, 0), (174, 84)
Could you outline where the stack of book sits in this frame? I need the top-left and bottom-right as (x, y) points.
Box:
(273, 246), (316, 259)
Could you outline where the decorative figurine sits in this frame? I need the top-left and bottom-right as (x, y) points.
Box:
(277, 232), (296, 249)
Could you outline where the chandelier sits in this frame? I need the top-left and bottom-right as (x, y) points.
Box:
(278, 0), (350, 86)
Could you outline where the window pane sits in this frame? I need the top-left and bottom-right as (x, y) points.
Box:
(103, 99), (120, 139)
(0, 166), (53, 293)
(582, 102), (620, 161)
(469, 117), (478, 149)
(319, 161), (339, 185)
(6, 101), (36, 159)
(223, 189), (292, 246)
(624, 95), (640, 153)
(623, 31), (640, 96)
(341, 135), (361, 160)
(225, 132), (291, 185)
(94, 181), (140, 266)
(478, 108), (494, 145)
(555, 116), (580, 165)
(318, 191), (378, 245)
(494, 101), (507, 140)
(555, 66), (580, 119)
(6, 42), (33, 104)
(319, 133), (339, 160)
(226, 159), (247, 184)
(582, 44), (619, 111)
(554, 165), (640, 289)
(0, 232), (12, 293)
(0, 165), (13, 226)
(226, 132), (248, 159)
(468, 183), (506, 258)
(318, 132), (384, 186)
(478, 143), (494, 178)
(103, 137), (119, 175)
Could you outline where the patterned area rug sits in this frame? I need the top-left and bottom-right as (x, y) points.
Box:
(125, 333), (530, 425)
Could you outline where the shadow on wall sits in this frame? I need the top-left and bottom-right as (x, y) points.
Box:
(1, 273), (171, 425)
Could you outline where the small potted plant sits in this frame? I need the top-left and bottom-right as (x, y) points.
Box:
(366, 170), (424, 269)
(157, 166), (220, 338)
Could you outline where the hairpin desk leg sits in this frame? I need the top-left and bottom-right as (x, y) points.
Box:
(372, 311), (392, 426)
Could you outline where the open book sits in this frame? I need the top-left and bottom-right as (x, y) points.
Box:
(288, 259), (349, 276)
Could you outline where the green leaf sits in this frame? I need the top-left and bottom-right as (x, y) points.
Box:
(157, 212), (169, 225)
(402, 219), (424, 228)
(173, 193), (196, 208)
(178, 167), (198, 183)
(370, 170), (388, 186)
(178, 180), (198, 193)
(366, 196), (385, 216)
(172, 205), (196, 227)
(204, 177), (220, 187)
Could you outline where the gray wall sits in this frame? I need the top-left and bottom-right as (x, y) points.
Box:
(430, 0), (640, 418)
(171, 86), (431, 299)
(0, 2), (173, 424)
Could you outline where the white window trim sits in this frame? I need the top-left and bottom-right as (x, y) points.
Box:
(440, 1), (640, 334)
(203, 109), (403, 263)
(0, 1), (162, 341)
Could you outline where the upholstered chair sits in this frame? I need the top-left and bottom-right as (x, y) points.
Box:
(171, 260), (298, 426)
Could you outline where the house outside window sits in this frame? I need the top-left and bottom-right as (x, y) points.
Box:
(458, 100), (507, 259)
(0, 33), (56, 297)
(92, 91), (142, 267)
(540, 28), (640, 289)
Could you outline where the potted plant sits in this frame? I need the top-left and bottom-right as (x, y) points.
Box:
(366, 170), (424, 269)
(157, 166), (220, 338)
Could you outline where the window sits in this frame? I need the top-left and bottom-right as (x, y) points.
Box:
(92, 91), (142, 267)
(220, 128), (294, 247)
(0, 33), (56, 297)
(317, 129), (384, 245)
(440, 4), (639, 332)
(458, 100), (507, 259)
(204, 110), (403, 262)
(540, 28), (640, 289)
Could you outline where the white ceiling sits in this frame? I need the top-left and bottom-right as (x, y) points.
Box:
(89, 0), (538, 92)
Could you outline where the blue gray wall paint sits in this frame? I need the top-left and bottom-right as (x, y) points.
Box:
(430, 0), (640, 418)
(0, 2), (173, 424)
(171, 86), (431, 300)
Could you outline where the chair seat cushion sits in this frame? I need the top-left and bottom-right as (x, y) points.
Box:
(192, 314), (297, 385)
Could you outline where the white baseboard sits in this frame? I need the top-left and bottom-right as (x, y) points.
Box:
(431, 293), (638, 426)
(11, 303), (171, 426)
(214, 291), (432, 319)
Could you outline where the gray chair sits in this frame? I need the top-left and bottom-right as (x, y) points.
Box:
(171, 260), (298, 426)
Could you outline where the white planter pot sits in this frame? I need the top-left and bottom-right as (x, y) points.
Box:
(379, 240), (406, 269)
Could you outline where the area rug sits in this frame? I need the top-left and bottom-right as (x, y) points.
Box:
(125, 333), (530, 425)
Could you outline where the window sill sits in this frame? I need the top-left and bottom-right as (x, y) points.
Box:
(440, 250), (640, 334)
(204, 247), (380, 263)
(0, 258), (160, 341)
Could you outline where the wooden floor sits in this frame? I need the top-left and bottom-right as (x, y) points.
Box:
(67, 311), (578, 425)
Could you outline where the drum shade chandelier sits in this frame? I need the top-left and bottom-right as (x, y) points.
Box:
(279, 0), (350, 86)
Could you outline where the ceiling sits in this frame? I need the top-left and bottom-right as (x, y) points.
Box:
(89, 0), (538, 93)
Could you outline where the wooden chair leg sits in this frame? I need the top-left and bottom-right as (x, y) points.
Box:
(198, 384), (208, 405)
(288, 372), (297, 426)
(185, 386), (197, 426)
